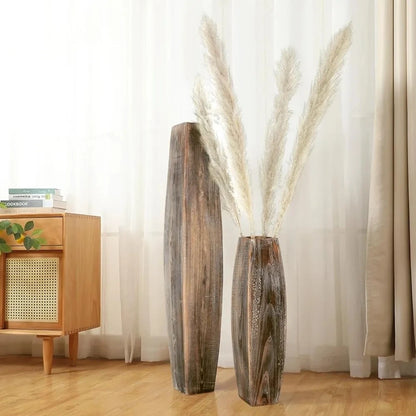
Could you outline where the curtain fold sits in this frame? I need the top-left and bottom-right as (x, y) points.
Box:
(365, 0), (416, 376)
(407, 0), (416, 359)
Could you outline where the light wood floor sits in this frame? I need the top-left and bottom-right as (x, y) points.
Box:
(1, 356), (416, 415)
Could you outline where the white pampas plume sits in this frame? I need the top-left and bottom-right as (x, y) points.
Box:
(272, 23), (352, 236)
(261, 48), (300, 236)
(193, 77), (242, 231)
(200, 15), (255, 236)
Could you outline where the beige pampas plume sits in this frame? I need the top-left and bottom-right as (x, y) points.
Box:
(193, 77), (242, 232)
(193, 15), (351, 237)
(199, 15), (255, 236)
(272, 23), (352, 236)
(261, 48), (300, 236)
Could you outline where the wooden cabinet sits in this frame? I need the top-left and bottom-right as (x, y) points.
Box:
(0, 212), (101, 374)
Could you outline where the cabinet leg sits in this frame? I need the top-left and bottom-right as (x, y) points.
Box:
(69, 333), (79, 366)
(37, 336), (55, 375)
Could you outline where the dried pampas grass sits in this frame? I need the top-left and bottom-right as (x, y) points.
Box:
(271, 23), (352, 235)
(193, 77), (241, 229)
(198, 15), (255, 236)
(261, 48), (301, 236)
(193, 16), (352, 237)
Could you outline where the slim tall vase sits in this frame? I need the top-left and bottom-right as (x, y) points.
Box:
(231, 236), (286, 406)
(164, 122), (223, 394)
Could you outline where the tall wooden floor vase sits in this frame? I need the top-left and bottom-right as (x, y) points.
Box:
(232, 237), (287, 406)
(164, 122), (223, 394)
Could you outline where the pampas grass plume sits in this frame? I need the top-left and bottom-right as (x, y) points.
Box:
(261, 48), (300, 236)
(200, 15), (255, 236)
(272, 23), (352, 235)
(194, 15), (352, 237)
(193, 77), (242, 231)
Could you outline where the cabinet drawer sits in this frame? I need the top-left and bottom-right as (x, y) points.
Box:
(1, 217), (63, 249)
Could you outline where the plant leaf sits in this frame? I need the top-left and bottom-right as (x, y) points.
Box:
(23, 236), (32, 250)
(31, 229), (43, 237)
(24, 221), (34, 231)
(0, 220), (10, 230)
(15, 223), (24, 234)
(0, 238), (5, 244)
(32, 239), (40, 250)
(6, 226), (13, 235)
(0, 243), (12, 253)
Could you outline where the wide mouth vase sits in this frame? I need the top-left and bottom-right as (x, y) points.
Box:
(231, 236), (287, 406)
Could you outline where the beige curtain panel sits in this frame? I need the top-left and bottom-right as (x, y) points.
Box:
(365, 0), (416, 361)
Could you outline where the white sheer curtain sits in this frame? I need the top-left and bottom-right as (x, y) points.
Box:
(0, 0), (375, 375)
(0, 0), (142, 360)
(207, 0), (375, 376)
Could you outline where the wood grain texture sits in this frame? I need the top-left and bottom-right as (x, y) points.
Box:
(62, 213), (101, 334)
(232, 236), (286, 406)
(164, 122), (223, 394)
(0, 329), (63, 335)
(4, 359), (416, 416)
(69, 333), (79, 366)
(37, 336), (57, 375)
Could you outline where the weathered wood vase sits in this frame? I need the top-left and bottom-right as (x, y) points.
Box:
(232, 236), (286, 406)
(164, 122), (223, 394)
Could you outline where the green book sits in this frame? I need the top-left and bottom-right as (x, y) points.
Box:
(8, 188), (61, 196)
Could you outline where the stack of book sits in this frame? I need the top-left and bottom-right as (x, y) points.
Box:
(1, 188), (67, 213)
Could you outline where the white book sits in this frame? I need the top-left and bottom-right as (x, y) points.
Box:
(9, 193), (64, 201)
